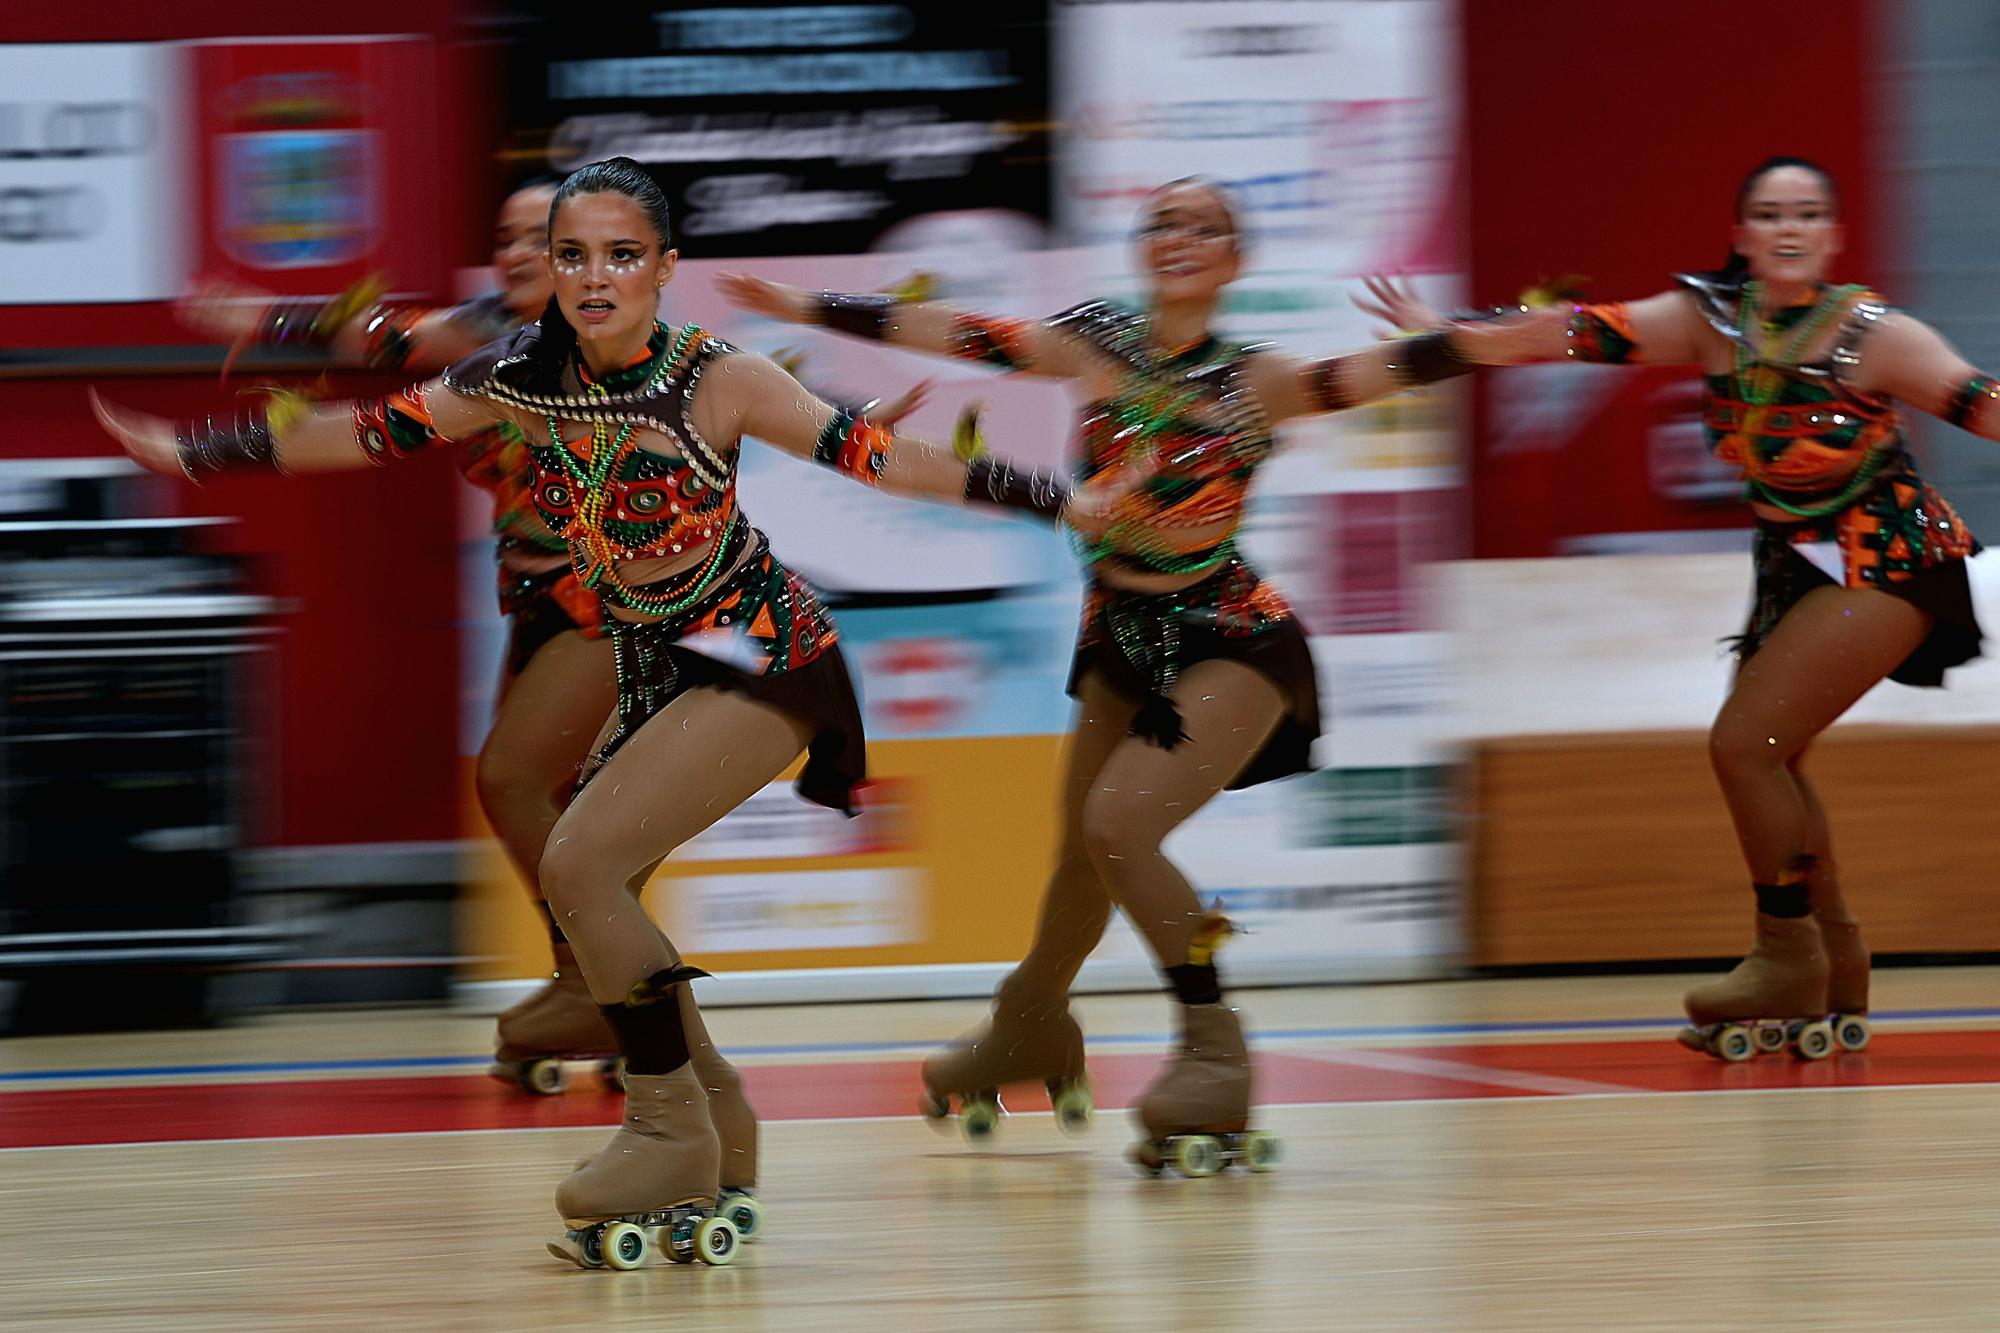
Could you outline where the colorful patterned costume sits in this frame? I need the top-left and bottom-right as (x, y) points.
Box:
(1567, 274), (1982, 684)
(371, 319), (863, 810)
(355, 293), (609, 674)
(952, 301), (1321, 783)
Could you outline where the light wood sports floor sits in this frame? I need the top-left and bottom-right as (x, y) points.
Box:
(5, 969), (1999, 1330)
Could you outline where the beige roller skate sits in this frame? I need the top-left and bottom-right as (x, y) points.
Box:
(1678, 912), (1834, 1062)
(1128, 1000), (1280, 1178)
(681, 984), (766, 1242)
(918, 972), (1093, 1144)
(489, 943), (625, 1096)
(547, 1065), (740, 1270)
(1817, 917), (1872, 1054)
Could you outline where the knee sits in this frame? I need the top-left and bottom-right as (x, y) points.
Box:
(474, 739), (514, 822)
(1080, 787), (1156, 879)
(1708, 720), (1787, 785)
(537, 829), (593, 915)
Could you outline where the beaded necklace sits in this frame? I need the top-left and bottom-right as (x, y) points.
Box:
(1733, 280), (1865, 404)
(545, 323), (734, 617)
(1730, 282), (1886, 518)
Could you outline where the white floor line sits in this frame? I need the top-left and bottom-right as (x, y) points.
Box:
(1295, 1046), (1645, 1096)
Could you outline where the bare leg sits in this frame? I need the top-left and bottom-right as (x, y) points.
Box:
(916, 670), (1134, 1130)
(479, 630), (622, 1087)
(1685, 587), (1926, 1056)
(540, 686), (809, 1244)
(1079, 659), (1287, 1153)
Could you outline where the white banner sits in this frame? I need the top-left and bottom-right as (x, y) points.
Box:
(0, 44), (189, 304)
(659, 869), (926, 954)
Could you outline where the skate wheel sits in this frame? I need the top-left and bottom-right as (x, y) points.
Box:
(917, 1088), (951, 1124)
(693, 1215), (739, 1266)
(1791, 1020), (1834, 1062)
(602, 1221), (649, 1270)
(960, 1093), (1002, 1143)
(1833, 1014), (1871, 1053)
(1239, 1130), (1281, 1173)
(667, 1217), (696, 1264)
(1171, 1135), (1223, 1178)
(719, 1190), (764, 1243)
(576, 1225), (606, 1268)
(1753, 1023), (1788, 1055)
(525, 1058), (567, 1096)
(1712, 1026), (1755, 1063)
(1050, 1080), (1093, 1137)
(1128, 1141), (1166, 1177)
(599, 1058), (627, 1092)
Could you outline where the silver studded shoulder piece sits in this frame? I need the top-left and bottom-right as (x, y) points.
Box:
(1672, 271), (1756, 353)
(1046, 300), (1149, 369)
(1825, 295), (1891, 388)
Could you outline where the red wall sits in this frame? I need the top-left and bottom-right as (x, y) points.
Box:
(1, 3), (494, 849)
(1462, 0), (1885, 557)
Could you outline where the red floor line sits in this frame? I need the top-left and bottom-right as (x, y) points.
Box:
(5, 1030), (1999, 1149)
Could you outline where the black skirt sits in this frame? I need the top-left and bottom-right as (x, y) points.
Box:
(584, 633), (868, 815)
(1067, 571), (1322, 791)
(1737, 527), (1982, 688)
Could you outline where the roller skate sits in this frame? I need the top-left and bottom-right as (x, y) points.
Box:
(1128, 1001), (1280, 1177)
(547, 1066), (740, 1270)
(683, 985), (766, 1243)
(918, 973), (1093, 1145)
(1817, 917), (1872, 1054)
(1677, 912), (1834, 1062)
(489, 943), (625, 1095)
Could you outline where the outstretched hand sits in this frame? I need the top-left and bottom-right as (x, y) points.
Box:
(861, 379), (932, 429)
(715, 272), (814, 325)
(1353, 274), (1443, 337)
(88, 389), (183, 477)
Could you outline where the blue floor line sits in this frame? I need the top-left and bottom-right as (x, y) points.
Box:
(6, 1006), (1998, 1085)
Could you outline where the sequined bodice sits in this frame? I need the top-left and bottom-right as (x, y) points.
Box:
(486, 324), (739, 581)
(1676, 274), (1907, 516)
(526, 416), (733, 561)
(1053, 302), (1271, 571)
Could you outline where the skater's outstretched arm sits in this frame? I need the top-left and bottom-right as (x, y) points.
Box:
(178, 275), (511, 376)
(1354, 274), (1706, 369)
(716, 273), (1097, 381)
(90, 376), (502, 479)
(1840, 311), (2000, 438)
(705, 349), (1074, 525)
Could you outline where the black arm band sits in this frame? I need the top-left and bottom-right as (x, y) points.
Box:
(175, 410), (281, 480)
(1386, 331), (1474, 387)
(257, 300), (335, 347)
(816, 292), (897, 340)
(1944, 373), (2000, 429)
(964, 456), (1069, 524)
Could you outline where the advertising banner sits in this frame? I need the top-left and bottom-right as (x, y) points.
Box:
(0, 44), (189, 305)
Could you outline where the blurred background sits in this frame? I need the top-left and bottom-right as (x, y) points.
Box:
(3, 0), (1997, 1034)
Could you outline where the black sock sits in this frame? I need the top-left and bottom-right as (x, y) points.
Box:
(1164, 963), (1222, 1006)
(1753, 881), (1811, 918)
(600, 998), (691, 1075)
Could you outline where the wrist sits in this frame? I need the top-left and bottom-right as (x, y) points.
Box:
(175, 409), (284, 481)
(815, 292), (897, 340)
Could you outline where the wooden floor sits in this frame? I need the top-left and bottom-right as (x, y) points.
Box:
(5, 970), (2000, 1330)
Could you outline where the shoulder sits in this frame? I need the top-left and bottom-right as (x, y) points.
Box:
(441, 292), (520, 340)
(1048, 299), (1140, 331)
(442, 322), (547, 395)
(1046, 300), (1145, 360)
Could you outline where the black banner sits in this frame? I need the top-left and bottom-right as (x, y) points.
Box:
(501, 4), (1050, 257)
